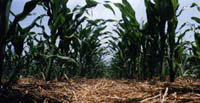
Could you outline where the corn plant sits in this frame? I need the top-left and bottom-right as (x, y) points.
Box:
(77, 19), (112, 78)
(22, 0), (113, 80)
(36, 0), (101, 80)
(106, 0), (143, 78)
(0, 0), (12, 85)
(184, 2), (200, 77)
(0, 0), (43, 87)
(1, 0), (103, 85)
(107, 0), (185, 81)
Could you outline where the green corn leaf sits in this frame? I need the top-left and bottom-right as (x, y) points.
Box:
(23, 1), (38, 14)
(102, 36), (110, 40)
(183, 70), (190, 77)
(86, 0), (98, 8)
(178, 23), (186, 30)
(177, 29), (190, 43)
(171, 0), (179, 11)
(50, 0), (56, 4)
(95, 19), (104, 22)
(65, 34), (75, 39)
(22, 14), (46, 33)
(113, 29), (121, 37)
(191, 3), (200, 12)
(176, 7), (184, 17)
(104, 1), (111, 3)
(10, 1), (38, 25)
(87, 19), (104, 26)
(122, 0), (131, 8)
(144, 0), (153, 8)
(108, 40), (118, 51)
(34, 35), (40, 42)
(192, 17), (200, 24)
(195, 32), (200, 47)
(114, 3), (124, 13)
(46, 55), (77, 64)
(160, 0), (174, 20)
(191, 3), (198, 8)
(101, 31), (112, 35)
(56, 55), (77, 63)
(122, 0), (135, 17)
(106, 19), (116, 22)
(64, 34), (82, 47)
(94, 26), (107, 34)
(177, 45), (184, 59)
(73, 5), (81, 12)
(103, 4), (115, 15)
(74, 12), (84, 21)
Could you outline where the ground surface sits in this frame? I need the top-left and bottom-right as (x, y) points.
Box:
(0, 76), (200, 103)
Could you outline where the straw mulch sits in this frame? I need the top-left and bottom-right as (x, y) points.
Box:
(0, 76), (200, 103)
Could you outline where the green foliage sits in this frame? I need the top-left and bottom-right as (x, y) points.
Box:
(108, 0), (194, 81)
(108, 0), (141, 79)
(1, 0), (112, 86)
(103, 4), (115, 15)
(0, 0), (42, 87)
(1, 0), (200, 86)
(187, 2), (200, 77)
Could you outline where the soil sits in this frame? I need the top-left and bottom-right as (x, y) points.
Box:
(0, 76), (200, 103)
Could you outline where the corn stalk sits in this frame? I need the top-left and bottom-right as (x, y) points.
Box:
(0, 0), (12, 85)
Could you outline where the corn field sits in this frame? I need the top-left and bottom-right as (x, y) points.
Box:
(0, 0), (200, 88)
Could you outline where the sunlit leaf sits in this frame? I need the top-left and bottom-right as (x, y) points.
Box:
(122, 0), (135, 17)
(171, 0), (179, 11)
(46, 55), (77, 64)
(114, 3), (124, 12)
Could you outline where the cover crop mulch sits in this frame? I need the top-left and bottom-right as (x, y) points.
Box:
(0, 76), (200, 103)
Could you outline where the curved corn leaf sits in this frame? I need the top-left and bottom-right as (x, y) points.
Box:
(22, 14), (46, 33)
(178, 23), (186, 30)
(104, 1), (111, 3)
(171, 0), (179, 11)
(191, 3), (198, 7)
(106, 19), (116, 22)
(94, 26), (107, 34)
(122, 0), (135, 17)
(190, 3), (200, 12)
(176, 7), (184, 17)
(23, 1), (38, 14)
(192, 17), (200, 24)
(103, 4), (115, 15)
(86, 0), (98, 8)
(114, 3), (124, 12)
(46, 55), (77, 64)
(177, 28), (190, 43)
(87, 19), (104, 26)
